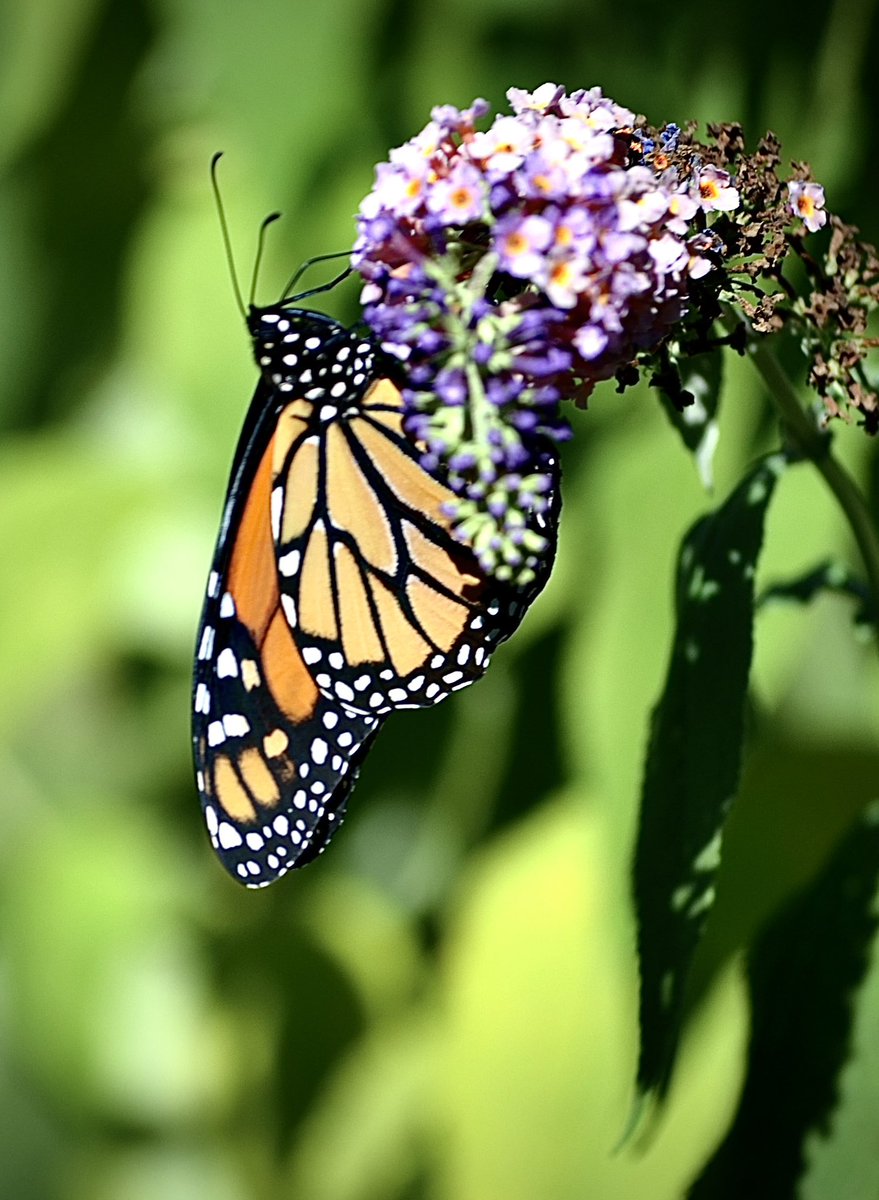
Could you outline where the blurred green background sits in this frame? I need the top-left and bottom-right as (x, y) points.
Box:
(2, 1), (878, 1197)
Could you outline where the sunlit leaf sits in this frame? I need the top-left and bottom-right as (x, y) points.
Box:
(654, 351), (723, 490)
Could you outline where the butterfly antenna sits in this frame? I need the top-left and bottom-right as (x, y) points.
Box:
(249, 211), (282, 309)
(210, 153), (247, 320)
(281, 250), (353, 302)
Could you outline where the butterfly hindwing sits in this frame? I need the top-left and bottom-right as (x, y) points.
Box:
(251, 310), (561, 717)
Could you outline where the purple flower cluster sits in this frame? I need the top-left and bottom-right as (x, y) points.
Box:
(351, 84), (741, 581)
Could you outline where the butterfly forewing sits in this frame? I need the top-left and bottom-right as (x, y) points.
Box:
(193, 373), (381, 887)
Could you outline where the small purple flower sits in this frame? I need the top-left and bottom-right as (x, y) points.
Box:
(513, 345), (573, 377)
(494, 212), (554, 279)
(414, 327), (448, 355)
(370, 154), (430, 217)
(602, 230), (648, 266)
(434, 366), (469, 406)
(449, 449), (479, 471)
(427, 160), (487, 225)
(468, 116), (533, 175)
(431, 98), (491, 134)
(486, 375), (523, 406)
(788, 180), (827, 232)
(659, 123), (681, 152)
(507, 82), (566, 115)
(649, 233), (690, 274)
(550, 205), (596, 250)
(665, 189), (700, 232)
(696, 165), (740, 213)
(573, 323), (609, 360)
(560, 86), (636, 129)
(489, 179), (518, 215)
(617, 190), (669, 232)
(544, 256), (589, 309)
(515, 150), (571, 201)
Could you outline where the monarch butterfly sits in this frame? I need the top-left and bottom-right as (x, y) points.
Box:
(193, 284), (560, 887)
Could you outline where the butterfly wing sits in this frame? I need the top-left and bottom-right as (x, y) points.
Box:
(193, 379), (382, 887)
(268, 365), (560, 715)
(195, 303), (561, 887)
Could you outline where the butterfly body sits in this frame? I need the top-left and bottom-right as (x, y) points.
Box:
(193, 302), (560, 887)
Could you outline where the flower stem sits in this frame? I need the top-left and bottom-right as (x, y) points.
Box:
(745, 331), (879, 645)
(465, 358), (490, 446)
(424, 250), (499, 454)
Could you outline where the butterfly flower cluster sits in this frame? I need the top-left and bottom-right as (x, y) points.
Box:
(351, 84), (744, 582)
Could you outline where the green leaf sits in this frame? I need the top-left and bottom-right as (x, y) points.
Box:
(654, 351), (723, 490)
(759, 560), (875, 630)
(634, 453), (787, 1106)
(687, 801), (879, 1199)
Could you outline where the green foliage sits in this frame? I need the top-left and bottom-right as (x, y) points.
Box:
(655, 350), (723, 490)
(759, 560), (875, 629)
(1, 1), (878, 1198)
(688, 802), (879, 1198)
(634, 454), (786, 1105)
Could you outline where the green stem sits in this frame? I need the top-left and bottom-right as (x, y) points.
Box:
(424, 249), (499, 453)
(465, 358), (491, 446)
(745, 332), (879, 643)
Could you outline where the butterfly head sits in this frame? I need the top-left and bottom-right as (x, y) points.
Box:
(246, 305), (378, 403)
